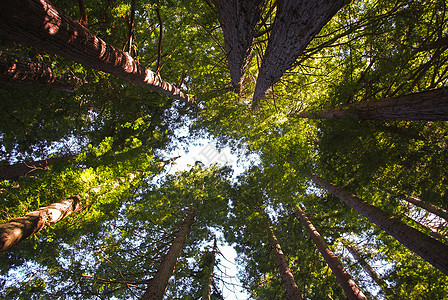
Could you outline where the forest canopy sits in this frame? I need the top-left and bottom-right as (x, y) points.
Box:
(0, 0), (447, 299)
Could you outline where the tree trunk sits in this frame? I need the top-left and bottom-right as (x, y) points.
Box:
(0, 0), (194, 104)
(257, 205), (302, 300)
(344, 242), (397, 298)
(294, 88), (448, 121)
(252, 0), (345, 107)
(202, 238), (217, 300)
(141, 208), (195, 300)
(0, 53), (80, 92)
(0, 155), (75, 181)
(217, 0), (265, 94)
(404, 196), (448, 222)
(311, 175), (448, 276)
(294, 205), (366, 300)
(0, 195), (81, 252)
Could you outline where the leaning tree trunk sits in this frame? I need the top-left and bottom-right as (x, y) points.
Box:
(0, 0), (194, 104)
(294, 205), (366, 300)
(344, 242), (397, 298)
(404, 195), (448, 222)
(311, 175), (448, 276)
(202, 238), (217, 300)
(0, 155), (75, 180)
(257, 205), (302, 300)
(252, 0), (345, 108)
(141, 208), (195, 300)
(0, 195), (81, 252)
(293, 88), (448, 121)
(0, 53), (81, 92)
(217, 0), (265, 94)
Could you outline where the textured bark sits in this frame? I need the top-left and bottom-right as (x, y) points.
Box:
(295, 205), (366, 300)
(311, 175), (448, 276)
(0, 0), (194, 104)
(202, 238), (217, 300)
(217, 0), (265, 94)
(0, 53), (80, 92)
(404, 196), (448, 222)
(257, 206), (302, 300)
(253, 0), (345, 107)
(294, 88), (448, 121)
(344, 243), (397, 298)
(0, 195), (81, 252)
(141, 208), (195, 300)
(0, 155), (75, 180)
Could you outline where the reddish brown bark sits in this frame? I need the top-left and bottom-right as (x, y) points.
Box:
(202, 238), (217, 300)
(311, 175), (448, 276)
(295, 205), (366, 300)
(157, 156), (181, 168)
(217, 0), (265, 94)
(404, 196), (448, 222)
(0, 0), (194, 104)
(141, 208), (195, 300)
(253, 0), (345, 107)
(257, 206), (302, 300)
(77, 0), (88, 27)
(0, 155), (75, 180)
(0, 53), (80, 92)
(0, 195), (81, 252)
(293, 88), (448, 121)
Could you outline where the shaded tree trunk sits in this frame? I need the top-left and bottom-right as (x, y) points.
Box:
(0, 0), (194, 104)
(343, 242), (397, 298)
(311, 175), (448, 276)
(257, 205), (302, 300)
(294, 205), (366, 300)
(77, 0), (88, 27)
(141, 208), (195, 300)
(217, 0), (265, 94)
(404, 196), (448, 222)
(202, 238), (217, 300)
(0, 53), (80, 92)
(293, 88), (448, 121)
(253, 0), (345, 107)
(0, 155), (75, 180)
(0, 195), (81, 252)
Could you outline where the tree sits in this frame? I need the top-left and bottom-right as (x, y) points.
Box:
(0, 0), (194, 103)
(311, 174), (448, 276)
(201, 238), (217, 300)
(291, 88), (448, 121)
(404, 195), (448, 222)
(294, 204), (367, 300)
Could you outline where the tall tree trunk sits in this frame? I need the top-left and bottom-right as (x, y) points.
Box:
(0, 195), (81, 252)
(0, 53), (80, 92)
(217, 0), (265, 94)
(0, 155), (75, 180)
(343, 242), (397, 298)
(293, 88), (448, 121)
(77, 0), (88, 27)
(141, 208), (195, 300)
(311, 175), (448, 276)
(294, 205), (366, 300)
(202, 238), (217, 300)
(404, 196), (448, 222)
(257, 205), (302, 300)
(0, 0), (194, 104)
(252, 0), (345, 107)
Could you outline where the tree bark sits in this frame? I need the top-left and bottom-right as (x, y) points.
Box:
(0, 195), (81, 252)
(0, 0), (194, 104)
(257, 205), (302, 300)
(217, 0), (265, 94)
(0, 155), (75, 180)
(141, 208), (195, 300)
(202, 238), (217, 300)
(252, 0), (345, 107)
(293, 88), (448, 121)
(0, 53), (80, 92)
(311, 175), (448, 276)
(404, 196), (448, 222)
(294, 205), (366, 300)
(344, 242), (397, 298)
